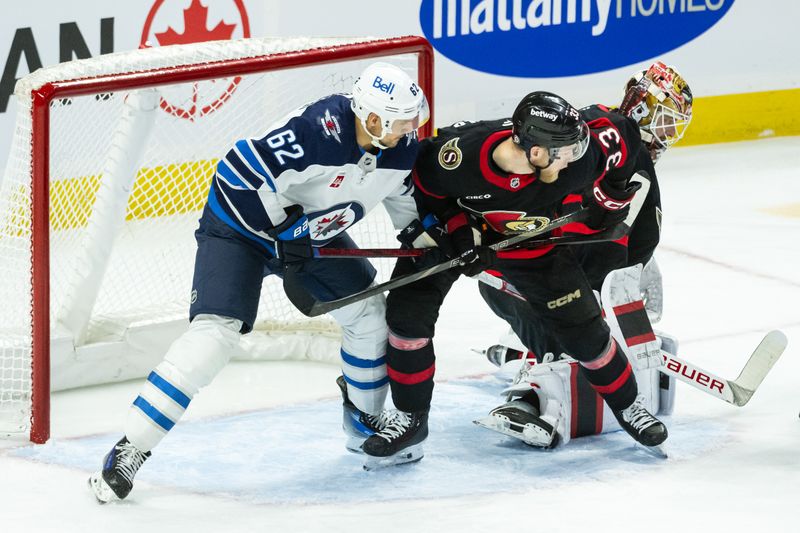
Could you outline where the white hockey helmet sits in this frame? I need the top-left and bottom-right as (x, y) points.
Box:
(351, 61), (430, 149)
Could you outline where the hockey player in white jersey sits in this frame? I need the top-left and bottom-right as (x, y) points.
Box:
(89, 62), (435, 502)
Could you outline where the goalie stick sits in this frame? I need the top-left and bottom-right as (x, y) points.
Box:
(284, 207), (590, 317)
(478, 267), (788, 407)
(312, 222), (627, 258)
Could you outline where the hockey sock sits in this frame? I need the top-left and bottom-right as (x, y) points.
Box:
(329, 291), (390, 415)
(385, 331), (435, 413)
(125, 314), (240, 452)
(579, 337), (637, 411)
(340, 347), (389, 415)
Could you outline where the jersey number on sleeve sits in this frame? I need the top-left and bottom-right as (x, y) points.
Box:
(597, 127), (623, 171)
(267, 130), (304, 165)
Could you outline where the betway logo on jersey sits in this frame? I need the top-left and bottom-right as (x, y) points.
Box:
(419, 0), (734, 76)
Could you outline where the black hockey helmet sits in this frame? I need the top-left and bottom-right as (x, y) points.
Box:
(511, 91), (589, 165)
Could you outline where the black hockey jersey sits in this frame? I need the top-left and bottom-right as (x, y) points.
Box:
(561, 104), (662, 288)
(413, 109), (644, 250)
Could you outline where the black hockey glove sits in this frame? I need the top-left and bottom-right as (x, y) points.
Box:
(446, 213), (495, 277)
(583, 177), (642, 231)
(267, 205), (314, 265)
(397, 214), (454, 270)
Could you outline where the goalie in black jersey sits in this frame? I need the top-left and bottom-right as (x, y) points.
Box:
(362, 64), (691, 468)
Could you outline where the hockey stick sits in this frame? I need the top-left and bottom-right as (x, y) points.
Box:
(479, 269), (789, 406)
(284, 207), (590, 317)
(312, 223), (626, 259)
(659, 331), (787, 407)
(314, 247), (424, 258)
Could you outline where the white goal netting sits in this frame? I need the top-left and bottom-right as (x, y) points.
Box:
(0, 36), (430, 440)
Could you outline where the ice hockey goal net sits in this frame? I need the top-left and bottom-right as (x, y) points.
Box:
(0, 35), (433, 443)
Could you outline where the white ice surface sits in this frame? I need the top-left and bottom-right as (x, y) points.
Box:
(2, 137), (799, 532)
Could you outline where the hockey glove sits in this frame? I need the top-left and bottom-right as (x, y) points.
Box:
(267, 205), (313, 265)
(583, 177), (642, 230)
(446, 213), (495, 277)
(397, 214), (454, 269)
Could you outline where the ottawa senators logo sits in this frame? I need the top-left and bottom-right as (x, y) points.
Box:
(481, 211), (551, 234)
(438, 138), (462, 170)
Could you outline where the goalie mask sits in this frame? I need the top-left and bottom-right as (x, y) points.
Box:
(620, 62), (693, 162)
(351, 62), (430, 149)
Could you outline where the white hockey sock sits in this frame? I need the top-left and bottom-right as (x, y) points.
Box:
(330, 295), (389, 415)
(125, 314), (241, 452)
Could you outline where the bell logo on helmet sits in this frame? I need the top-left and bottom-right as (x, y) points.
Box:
(372, 76), (396, 95)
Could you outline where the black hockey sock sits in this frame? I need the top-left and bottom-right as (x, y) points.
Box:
(385, 332), (435, 413)
(579, 338), (637, 411)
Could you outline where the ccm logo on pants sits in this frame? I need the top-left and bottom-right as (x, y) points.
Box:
(547, 289), (581, 309)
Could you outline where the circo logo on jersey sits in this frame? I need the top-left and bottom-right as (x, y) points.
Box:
(419, 0), (734, 77)
(140, 0), (250, 120)
(306, 202), (366, 245)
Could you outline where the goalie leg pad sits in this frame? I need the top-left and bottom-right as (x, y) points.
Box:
(125, 314), (241, 452)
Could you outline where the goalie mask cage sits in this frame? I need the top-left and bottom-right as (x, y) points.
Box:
(0, 35), (434, 443)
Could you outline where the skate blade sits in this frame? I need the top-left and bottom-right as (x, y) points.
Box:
(88, 473), (118, 504)
(362, 443), (424, 471)
(635, 442), (668, 459)
(345, 436), (366, 454)
(473, 416), (556, 448)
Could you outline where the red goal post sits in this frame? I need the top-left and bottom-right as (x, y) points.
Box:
(0, 35), (433, 444)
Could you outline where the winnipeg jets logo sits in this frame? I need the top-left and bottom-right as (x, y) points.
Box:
(321, 109), (342, 143)
(306, 202), (365, 244)
(313, 212), (350, 237)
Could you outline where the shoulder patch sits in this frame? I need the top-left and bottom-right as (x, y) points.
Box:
(320, 108), (342, 144)
(438, 137), (462, 170)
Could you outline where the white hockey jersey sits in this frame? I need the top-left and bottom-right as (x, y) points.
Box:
(207, 94), (419, 254)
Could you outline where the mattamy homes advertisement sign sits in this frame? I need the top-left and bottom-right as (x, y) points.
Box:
(1, 0), (798, 175)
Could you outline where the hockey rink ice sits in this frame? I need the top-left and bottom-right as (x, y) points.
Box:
(2, 137), (799, 532)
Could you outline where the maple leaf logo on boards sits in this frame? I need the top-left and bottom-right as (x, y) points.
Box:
(140, 0), (251, 121)
(154, 0), (236, 45)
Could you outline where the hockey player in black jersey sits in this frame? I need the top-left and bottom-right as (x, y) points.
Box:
(481, 62), (693, 360)
(362, 87), (672, 468)
(474, 63), (693, 449)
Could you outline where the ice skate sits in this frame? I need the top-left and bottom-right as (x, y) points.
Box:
(337, 375), (392, 453)
(88, 436), (151, 503)
(481, 344), (525, 367)
(613, 395), (668, 448)
(474, 398), (558, 448)
(361, 410), (428, 470)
